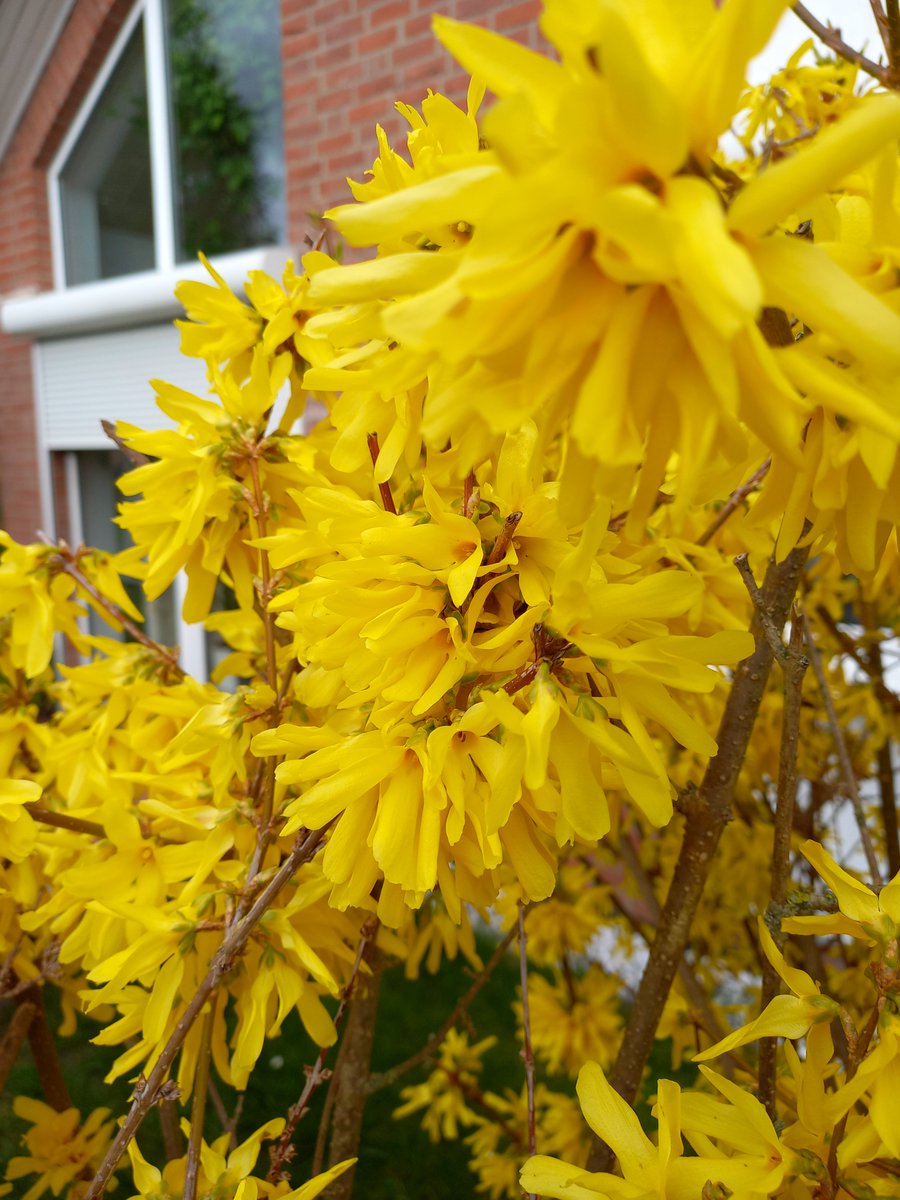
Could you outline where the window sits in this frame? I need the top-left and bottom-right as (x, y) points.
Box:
(72, 450), (177, 648)
(58, 23), (154, 285)
(51, 0), (285, 288)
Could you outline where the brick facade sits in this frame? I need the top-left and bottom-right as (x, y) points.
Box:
(0, 0), (133, 541)
(281, 0), (543, 237)
(0, 0), (542, 542)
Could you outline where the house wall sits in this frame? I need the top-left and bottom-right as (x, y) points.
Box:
(0, 0), (543, 543)
(0, 0), (133, 541)
(280, 0), (543, 235)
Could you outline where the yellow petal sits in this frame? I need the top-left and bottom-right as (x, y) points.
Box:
(799, 839), (880, 925)
(692, 994), (823, 1061)
(750, 236), (900, 375)
(576, 1061), (657, 1188)
(729, 95), (900, 238)
(307, 252), (457, 304)
(326, 166), (501, 247)
(757, 917), (818, 997)
(433, 16), (565, 128)
(668, 176), (762, 337)
(519, 1156), (601, 1200)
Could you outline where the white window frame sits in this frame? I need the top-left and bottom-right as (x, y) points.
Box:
(47, 0), (175, 289)
(64, 449), (208, 678)
(0, 0), (293, 681)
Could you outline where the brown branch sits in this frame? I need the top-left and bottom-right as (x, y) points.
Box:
(759, 613), (808, 1120)
(611, 837), (735, 1062)
(443, 1067), (524, 1146)
(486, 512), (523, 566)
(859, 597), (900, 878)
(463, 471), (477, 519)
(367, 925), (518, 1093)
(245, 451), (282, 861)
(85, 825), (326, 1199)
(801, 609), (883, 888)
(311, 1030), (347, 1176)
(248, 456), (278, 704)
(868, 0), (891, 58)
(367, 432), (397, 514)
(696, 459), (771, 547)
(827, 997), (883, 1188)
(734, 554), (788, 661)
(25, 803), (105, 839)
(268, 920), (377, 1182)
(814, 604), (900, 715)
(206, 1076), (239, 1151)
(158, 1098), (184, 1163)
(588, 541), (809, 1172)
(887, 0), (900, 77)
(517, 902), (537, 1178)
(0, 1000), (36, 1099)
(791, 4), (891, 84)
(183, 994), (218, 1200)
(39, 539), (184, 679)
(323, 944), (384, 1200)
(101, 420), (150, 466)
(21, 985), (72, 1111)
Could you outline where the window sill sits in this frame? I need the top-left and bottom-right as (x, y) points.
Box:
(0, 246), (293, 340)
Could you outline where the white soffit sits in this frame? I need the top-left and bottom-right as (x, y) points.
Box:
(1, 246), (293, 339)
(0, 0), (77, 160)
(38, 322), (210, 449)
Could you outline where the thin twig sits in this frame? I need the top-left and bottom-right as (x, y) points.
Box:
(801, 610), (883, 888)
(246, 452), (281, 856)
(25, 804), (105, 839)
(868, 0), (890, 57)
(184, 994), (218, 1200)
(39, 538), (184, 679)
(791, 4), (890, 84)
(367, 925), (518, 1093)
(887, 0), (900, 76)
(366, 432), (397, 514)
(734, 554), (788, 661)
(697, 458), (771, 547)
(486, 513), (523, 566)
(85, 825), (326, 1199)
(157, 1098), (184, 1162)
(827, 997), (883, 1187)
(22, 985), (71, 1111)
(444, 1067), (525, 1145)
(206, 1076), (238, 1150)
(0, 1001), (36, 1098)
(759, 612), (808, 1120)
(463, 471), (477, 519)
(248, 456), (278, 708)
(771, 614), (808, 909)
(101, 420), (150, 466)
(611, 837), (736, 1062)
(518, 902), (537, 1175)
(267, 920), (378, 1181)
(311, 1029), (349, 1175)
(859, 596), (900, 877)
(588, 542), (809, 1172)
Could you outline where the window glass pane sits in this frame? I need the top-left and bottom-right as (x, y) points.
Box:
(167, 0), (285, 260)
(77, 450), (177, 648)
(59, 24), (155, 285)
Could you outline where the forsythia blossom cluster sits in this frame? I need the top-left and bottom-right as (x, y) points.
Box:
(3, 1), (900, 1198)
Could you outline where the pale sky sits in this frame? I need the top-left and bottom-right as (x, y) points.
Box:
(749, 2), (883, 83)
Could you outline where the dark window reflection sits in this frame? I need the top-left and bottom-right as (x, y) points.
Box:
(59, 24), (154, 285)
(167, 0), (286, 260)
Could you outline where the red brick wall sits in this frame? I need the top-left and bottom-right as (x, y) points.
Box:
(280, 0), (544, 241)
(1, 0), (545, 541)
(0, 0), (133, 542)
